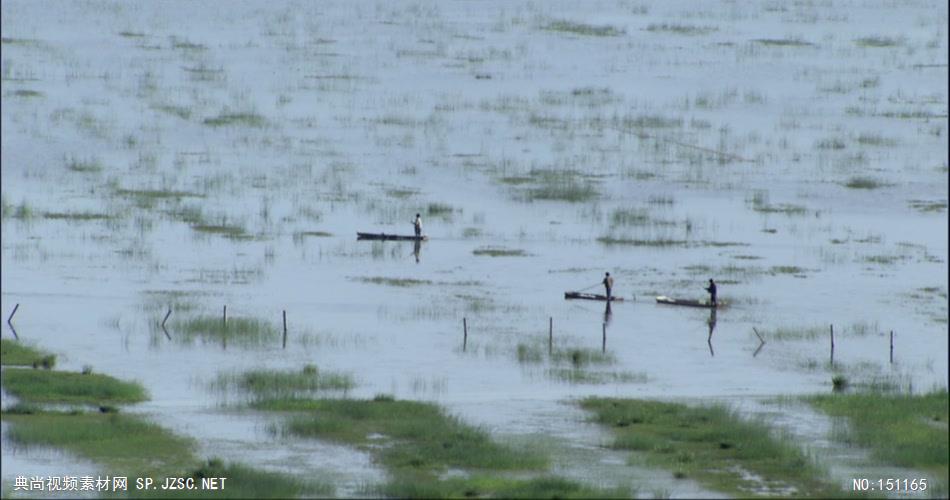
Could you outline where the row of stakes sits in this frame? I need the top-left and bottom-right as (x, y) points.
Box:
(5, 304), (897, 362)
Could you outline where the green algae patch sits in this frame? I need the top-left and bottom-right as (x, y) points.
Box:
(1, 339), (55, 368)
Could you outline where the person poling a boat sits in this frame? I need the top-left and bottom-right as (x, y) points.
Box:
(603, 272), (614, 302)
(412, 213), (422, 237)
(705, 278), (717, 305)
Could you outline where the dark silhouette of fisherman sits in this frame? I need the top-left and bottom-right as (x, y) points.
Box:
(705, 278), (717, 306)
(603, 272), (614, 301)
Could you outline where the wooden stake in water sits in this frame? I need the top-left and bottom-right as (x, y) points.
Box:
(282, 310), (288, 349)
(889, 330), (894, 364)
(223, 305), (227, 327)
(830, 324), (835, 364)
(162, 308), (172, 328)
(549, 317), (553, 355)
(6, 303), (19, 340)
(463, 317), (468, 352)
(602, 323), (606, 353)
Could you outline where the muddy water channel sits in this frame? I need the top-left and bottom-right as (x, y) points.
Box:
(2, 0), (947, 497)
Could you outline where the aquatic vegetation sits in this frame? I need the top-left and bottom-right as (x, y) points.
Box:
(854, 36), (902, 48)
(753, 38), (814, 47)
(908, 199), (947, 213)
(170, 314), (278, 347)
(135, 459), (329, 499)
(646, 23), (716, 35)
(473, 247), (529, 257)
(580, 398), (841, 497)
(1, 368), (147, 404)
(543, 20), (624, 37)
(42, 211), (114, 221)
(0, 340), (55, 368)
(807, 390), (948, 491)
(596, 237), (688, 247)
(545, 368), (647, 385)
(258, 397), (546, 471)
(353, 276), (433, 287)
(213, 366), (355, 398)
(844, 176), (889, 190)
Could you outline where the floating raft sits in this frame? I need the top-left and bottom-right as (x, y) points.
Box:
(357, 232), (428, 241)
(564, 292), (623, 302)
(655, 295), (722, 308)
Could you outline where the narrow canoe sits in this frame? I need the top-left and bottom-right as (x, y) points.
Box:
(357, 232), (428, 241)
(655, 295), (722, 308)
(564, 292), (623, 302)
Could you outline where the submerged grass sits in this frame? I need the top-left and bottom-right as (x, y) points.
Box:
(581, 398), (841, 497)
(258, 397), (545, 471)
(354, 276), (433, 287)
(806, 390), (948, 490)
(844, 176), (889, 190)
(135, 459), (329, 498)
(472, 247), (529, 257)
(2, 410), (195, 477)
(1, 368), (147, 404)
(214, 365), (355, 398)
(543, 20), (624, 37)
(0, 339), (55, 368)
(171, 315), (278, 347)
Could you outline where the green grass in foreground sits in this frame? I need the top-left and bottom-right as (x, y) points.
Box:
(1, 368), (147, 404)
(580, 398), (841, 497)
(258, 396), (626, 497)
(0, 339), (55, 368)
(807, 390), (948, 490)
(133, 458), (329, 498)
(214, 365), (355, 398)
(2, 409), (194, 477)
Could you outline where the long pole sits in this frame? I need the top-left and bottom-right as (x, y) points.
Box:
(463, 317), (468, 351)
(830, 324), (834, 365)
(549, 317), (553, 355)
(282, 310), (288, 349)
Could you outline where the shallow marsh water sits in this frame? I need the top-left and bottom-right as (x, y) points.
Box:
(2, 0), (947, 497)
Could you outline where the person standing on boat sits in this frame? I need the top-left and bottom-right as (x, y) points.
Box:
(603, 272), (614, 301)
(413, 213), (422, 238)
(705, 278), (717, 306)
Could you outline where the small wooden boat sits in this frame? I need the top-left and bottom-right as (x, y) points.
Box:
(357, 232), (428, 241)
(564, 292), (623, 302)
(655, 295), (722, 308)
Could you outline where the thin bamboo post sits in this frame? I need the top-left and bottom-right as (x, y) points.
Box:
(282, 310), (288, 349)
(223, 305), (227, 327)
(162, 308), (172, 328)
(752, 327), (764, 344)
(7, 303), (19, 325)
(463, 317), (468, 351)
(602, 323), (606, 353)
(830, 324), (835, 364)
(548, 317), (553, 355)
(889, 331), (894, 364)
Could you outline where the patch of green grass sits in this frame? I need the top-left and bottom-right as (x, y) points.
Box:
(514, 169), (600, 203)
(581, 398), (840, 497)
(747, 192), (808, 215)
(769, 265), (806, 275)
(609, 208), (650, 227)
(191, 223), (248, 239)
(354, 276), (433, 287)
(116, 187), (204, 201)
(517, 343), (544, 363)
(472, 247), (529, 257)
(0, 340), (55, 367)
(844, 176), (889, 190)
(646, 24), (716, 35)
(258, 397), (546, 472)
(293, 230), (333, 240)
(552, 347), (615, 368)
(1, 368), (147, 404)
(2, 410), (195, 477)
(380, 472), (629, 498)
(908, 200), (947, 213)
(806, 390), (948, 489)
(11, 89), (43, 98)
(854, 36), (901, 48)
(856, 133), (897, 147)
(753, 38), (813, 47)
(214, 366), (355, 398)
(171, 314), (278, 347)
(426, 202), (457, 219)
(596, 237), (687, 247)
(42, 211), (114, 221)
(153, 104), (193, 120)
(203, 112), (265, 128)
(136, 458), (330, 498)
(545, 368), (647, 385)
(543, 20), (624, 37)
(67, 158), (103, 173)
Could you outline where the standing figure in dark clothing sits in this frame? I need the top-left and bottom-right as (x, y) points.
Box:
(705, 278), (717, 306)
(603, 272), (614, 301)
(413, 213), (422, 238)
